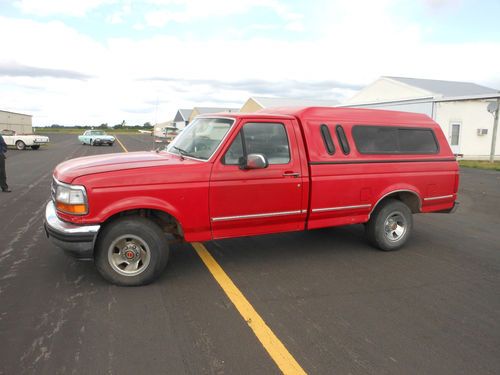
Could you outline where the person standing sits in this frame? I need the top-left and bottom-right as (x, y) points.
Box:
(0, 134), (11, 192)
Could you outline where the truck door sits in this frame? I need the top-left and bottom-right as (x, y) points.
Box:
(209, 120), (306, 239)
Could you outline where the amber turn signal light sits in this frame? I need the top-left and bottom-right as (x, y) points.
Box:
(56, 202), (87, 214)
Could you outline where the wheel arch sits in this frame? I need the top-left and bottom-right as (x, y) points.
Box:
(99, 206), (184, 238)
(369, 189), (422, 219)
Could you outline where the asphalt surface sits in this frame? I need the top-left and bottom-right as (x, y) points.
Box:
(0, 133), (499, 374)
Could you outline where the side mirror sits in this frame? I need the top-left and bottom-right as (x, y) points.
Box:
(243, 153), (269, 169)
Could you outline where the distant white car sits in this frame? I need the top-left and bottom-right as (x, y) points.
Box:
(1, 129), (50, 150)
(78, 130), (115, 146)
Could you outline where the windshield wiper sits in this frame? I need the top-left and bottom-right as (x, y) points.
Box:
(172, 145), (192, 159)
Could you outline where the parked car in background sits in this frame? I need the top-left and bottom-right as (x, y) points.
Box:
(78, 130), (115, 146)
(1, 129), (50, 150)
(45, 107), (459, 286)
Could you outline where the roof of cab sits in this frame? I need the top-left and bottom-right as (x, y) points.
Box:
(199, 106), (435, 126)
(259, 106), (435, 125)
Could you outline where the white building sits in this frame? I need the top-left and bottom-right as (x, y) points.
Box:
(188, 107), (239, 123)
(154, 120), (175, 138)
(344, 76), (500, 159)
(0, 110), (32, 133)
(172, 109), (192, 129)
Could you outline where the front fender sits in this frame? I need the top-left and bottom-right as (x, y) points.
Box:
(96, 196), (182, 225)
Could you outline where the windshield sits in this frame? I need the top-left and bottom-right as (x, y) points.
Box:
(167, 117), (234, 160)
(93, 131), (105, 135)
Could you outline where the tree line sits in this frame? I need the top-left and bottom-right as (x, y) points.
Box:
(38, 122), (153, 129)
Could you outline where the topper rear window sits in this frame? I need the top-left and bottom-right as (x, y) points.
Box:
(352, 126), (439, 154)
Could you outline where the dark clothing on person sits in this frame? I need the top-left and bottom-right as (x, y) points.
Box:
(0, 135), (9, 191)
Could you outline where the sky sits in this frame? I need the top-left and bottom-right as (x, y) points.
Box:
(1, 0), (500, 126)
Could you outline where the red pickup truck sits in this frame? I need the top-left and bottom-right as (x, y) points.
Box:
(45, 107), (459, 285)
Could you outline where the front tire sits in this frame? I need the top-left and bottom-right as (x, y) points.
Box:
(365, 199), (413, 251)
(95, 217), (169, 286)
(31, 145), (40, 150)
(16, 140), (26, 150)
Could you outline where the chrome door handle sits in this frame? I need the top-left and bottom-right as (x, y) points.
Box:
(283, 172), (300, 177)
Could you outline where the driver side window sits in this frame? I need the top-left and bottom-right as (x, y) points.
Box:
(223, 132), (244, 165)
(223, 122), (290, 165)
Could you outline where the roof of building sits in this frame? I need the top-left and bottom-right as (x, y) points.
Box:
(385, 76), (499, 97)
(194, 107), (239, 114)
(252, 96), (338, 108)
(174, 109), (193, 122)
(0, 109), (32, 117)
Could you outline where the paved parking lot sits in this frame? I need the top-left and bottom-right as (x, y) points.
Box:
(1, 133), (499, 374)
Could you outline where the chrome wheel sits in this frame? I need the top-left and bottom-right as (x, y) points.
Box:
(384, 212), (407, 242)
(108, 234), (151, 276)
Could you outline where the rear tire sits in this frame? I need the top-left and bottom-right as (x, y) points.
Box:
(16, 140), (26, 150)
(95, 217), (169, 286)
(365, 199), (413, 251)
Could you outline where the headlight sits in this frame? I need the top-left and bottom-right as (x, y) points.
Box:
(54, 182), (88, 215)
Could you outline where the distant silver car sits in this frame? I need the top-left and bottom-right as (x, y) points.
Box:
(1, 129), (50, 150)
(78, 130), (115, 146)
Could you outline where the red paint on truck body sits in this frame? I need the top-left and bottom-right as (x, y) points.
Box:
(53, 107), (458, 242)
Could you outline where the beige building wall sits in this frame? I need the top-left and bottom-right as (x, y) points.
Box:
(239, 98), (264, 113)
(347, 78), (432, 104)
(434, 100), (499, 159)
(0, 110), (32, 133)
(188, 108), (200, 123)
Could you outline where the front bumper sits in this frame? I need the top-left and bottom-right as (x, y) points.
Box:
(44, 201), (100, 259)
(93, 139), (114, 145)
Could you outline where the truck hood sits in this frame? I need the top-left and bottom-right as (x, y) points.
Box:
(54, 151), (197, 183)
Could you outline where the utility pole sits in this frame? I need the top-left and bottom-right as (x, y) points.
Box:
(489, 99), (499, 163)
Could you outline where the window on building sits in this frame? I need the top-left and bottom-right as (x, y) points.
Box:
(352, 126), (439, 154)
(450, 124), (460, 146)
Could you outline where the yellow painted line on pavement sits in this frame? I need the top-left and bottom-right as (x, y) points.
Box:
(114, 135), (128, 153)
(192, 242), (307, 375)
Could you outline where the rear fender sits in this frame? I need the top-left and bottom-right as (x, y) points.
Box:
(370, 185), (422, 218)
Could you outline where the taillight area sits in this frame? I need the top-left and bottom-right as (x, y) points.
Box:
(454, 172), (460, 194)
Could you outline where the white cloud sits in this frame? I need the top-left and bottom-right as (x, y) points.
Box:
(1, 1), (500, 126)
(15, 0), (115, 17)
(143, 0), (300, 27)
(285, 21), (304, 32)
(107, 3), (132, 24)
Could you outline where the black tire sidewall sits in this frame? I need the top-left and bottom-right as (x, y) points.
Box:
(16, 141), (25, 150)
(367, 199), (413, 251)
(95, 217), (169, 286)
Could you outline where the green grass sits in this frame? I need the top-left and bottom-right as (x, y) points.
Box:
(459, 160), (500, 171)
